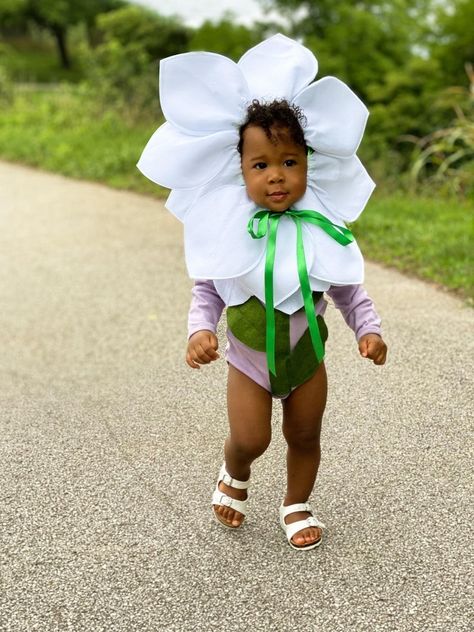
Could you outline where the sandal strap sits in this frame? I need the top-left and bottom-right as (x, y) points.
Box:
(218, 463), (250, 490)
(283, 517), (324, 543)
(279, 502), (326, 542)
(212, 490), (248, 516)
(280, 502), (313, 519)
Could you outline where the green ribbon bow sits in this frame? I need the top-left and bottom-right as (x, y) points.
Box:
(247, 209), (355, 376)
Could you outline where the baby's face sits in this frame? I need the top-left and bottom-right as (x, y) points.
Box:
(240, 125), (307, 212)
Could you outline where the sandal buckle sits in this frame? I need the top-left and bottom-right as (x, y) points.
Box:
(220, 494), (233, 507)
(221, 472), (232, 486)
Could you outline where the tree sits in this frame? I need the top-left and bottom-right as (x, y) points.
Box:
(81, 5), (191, 120)
(259, 1), (435, 98)
(188, 14), (264, 61)
(95, 4), (191, 62)
(0, 0), (123, 68)
(430, 0), (474, 88)
(258, 0), (455, 179)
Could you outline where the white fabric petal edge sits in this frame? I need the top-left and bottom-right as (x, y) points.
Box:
(136, 122), (240, 191)
(160, 52), (249, 135)
(214, 278), (252, 307)
(292, 187), (365, 284)
(296, 77), (369, 158)
(137, 34), (373, 306)
(233, 218), (315, 307)
(183, 186), (265, 280)
(238, 33), (318, 102)
(275, 279), (331, 315)
(307, 155), (375, 222)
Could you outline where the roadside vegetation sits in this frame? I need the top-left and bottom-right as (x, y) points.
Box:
(0, 0), (472, 301)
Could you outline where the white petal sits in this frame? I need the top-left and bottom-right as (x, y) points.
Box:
(232, 216), (314, 307)
(137, 122), (240, 190)
(308, 225), (365, 285)
(165, 153), (244, 221)
(295, 77), (369, 157)
(307, 154), (375, 222)
(293, 187), (348, 224)
(238, 33), (317, 101)
(184, 186), (264, 279)
(160, 52), (249, 134)
(292, 189), (365, 284)
(165, 189), (201, 222)
(276, 279), (331, 315)
(214, 278), (252, 307)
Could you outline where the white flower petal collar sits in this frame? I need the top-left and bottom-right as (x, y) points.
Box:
(137, 34), (375, 313)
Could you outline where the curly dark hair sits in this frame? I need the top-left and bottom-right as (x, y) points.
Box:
(237, 99), (307, 155)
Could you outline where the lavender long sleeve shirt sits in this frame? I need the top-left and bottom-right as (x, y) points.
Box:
(188, 280), (382, 395)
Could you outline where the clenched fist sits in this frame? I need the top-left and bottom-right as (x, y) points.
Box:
(358, 333), (387, 365)
(186, 330), (220, 369)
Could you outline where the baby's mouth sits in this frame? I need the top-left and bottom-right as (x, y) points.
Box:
(268, 191), (288, 201)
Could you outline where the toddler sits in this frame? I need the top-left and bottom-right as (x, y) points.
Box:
(137, 34), (388, 551)
(186, 100), (387, 550)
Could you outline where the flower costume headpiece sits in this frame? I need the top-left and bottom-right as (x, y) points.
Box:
(137, 34), (375, 372)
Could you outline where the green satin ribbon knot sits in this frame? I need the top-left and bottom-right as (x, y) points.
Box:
(247, 208), (355, 376)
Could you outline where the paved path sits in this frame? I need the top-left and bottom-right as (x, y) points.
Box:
(0, 161), (472, 631)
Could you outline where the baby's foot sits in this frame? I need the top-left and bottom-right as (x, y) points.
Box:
(284, 509), (322, 548)
(213, 481), (247, 528)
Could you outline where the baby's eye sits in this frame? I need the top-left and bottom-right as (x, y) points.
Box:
(253, 162), (267, 170)
(284, 159), (297, 167)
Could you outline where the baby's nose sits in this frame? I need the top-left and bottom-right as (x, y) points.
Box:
(268, 169), (284, 183)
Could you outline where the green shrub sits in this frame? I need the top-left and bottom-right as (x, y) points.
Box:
(0, 43), (14, 103)
(402, 66), (474, 199)
(80, 38), (159, 122)
(0, 86), (163, 194)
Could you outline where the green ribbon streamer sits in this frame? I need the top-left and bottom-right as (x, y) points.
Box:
(247, 209), (355, 376)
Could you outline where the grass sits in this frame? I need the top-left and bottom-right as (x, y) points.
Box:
(1, 37), (84, 83)
(355, 192), (473, 302)
(0, 87), (164, 196)
(0, 86), (472, 302)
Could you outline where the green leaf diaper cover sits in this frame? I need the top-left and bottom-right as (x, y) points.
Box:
(227, 293), (328, 397)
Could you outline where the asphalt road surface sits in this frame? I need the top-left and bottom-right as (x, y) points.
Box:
(1, 161), (472, 631)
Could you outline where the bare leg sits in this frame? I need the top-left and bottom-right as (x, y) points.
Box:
(213, 365), (272, 527)
(281, 362), (327, 547)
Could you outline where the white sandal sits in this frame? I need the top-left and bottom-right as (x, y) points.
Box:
(211, 463), (250, 529)
(279, 502), (325, 550)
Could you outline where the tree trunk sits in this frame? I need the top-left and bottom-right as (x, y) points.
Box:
(52, 25), (70, 69)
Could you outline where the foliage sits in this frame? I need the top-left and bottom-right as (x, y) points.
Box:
(263, 0), (474, 196)
(0, 59), (13, 103)
(0, 33), (86, 82)
(430, 0), (474, 88)
(261, 0), (433, 45)
(362, 56), (445, 171)
(188, 14), (263, 61)
(301, 6), (410, 101)
(0, 0), (123, 68)
(80, 38), (159, 122)
(80, 5), (191, 121)
(355, 192), (473, 301)
(0, 86), (161, 194)
(94, 5), (191, 61)
(402, 65), (474, 198)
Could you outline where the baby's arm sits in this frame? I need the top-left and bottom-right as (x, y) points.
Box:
(326, 285), (387, 365)
(186, 280), (225, 369)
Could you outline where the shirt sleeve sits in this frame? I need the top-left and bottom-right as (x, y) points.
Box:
(188, 279), (225, 339)
(326, 285), (382, 341)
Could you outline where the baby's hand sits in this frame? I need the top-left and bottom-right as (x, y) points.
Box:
(358, 333), (387, 365)
(186, 330), (220, 369)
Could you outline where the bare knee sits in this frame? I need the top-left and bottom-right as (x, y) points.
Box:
(282, 422), (321, 451)
(227, 430), (271, 462)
